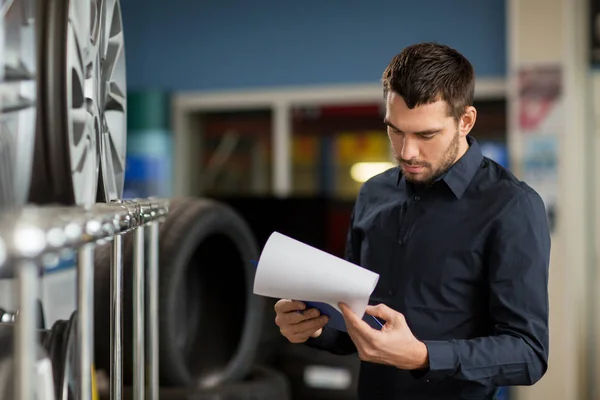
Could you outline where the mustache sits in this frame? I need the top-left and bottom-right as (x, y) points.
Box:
(396, 158), (429, 168)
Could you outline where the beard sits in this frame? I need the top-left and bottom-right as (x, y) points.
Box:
(396, 130), (460, 186)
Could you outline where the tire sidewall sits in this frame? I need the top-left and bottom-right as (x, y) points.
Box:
(160, 200), (264, 386)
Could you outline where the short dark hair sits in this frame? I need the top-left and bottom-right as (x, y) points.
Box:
(381, 42), (475, 121)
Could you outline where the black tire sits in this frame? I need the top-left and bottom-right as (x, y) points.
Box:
(93, 197), (265, 387)
(29, 0), (75, 205)
(42, 311), (78, 400)
(273, 343), (360, 400)
(28, 0), (52, 205)
(42, 317), (70, 399)
(36, 298), (46, 330)
(98, 365), (291, 400)
(254, 297), (287, 366)
(40, 312), (99, 400)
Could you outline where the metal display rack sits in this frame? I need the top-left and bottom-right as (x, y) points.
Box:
(0, 198), (169, 400)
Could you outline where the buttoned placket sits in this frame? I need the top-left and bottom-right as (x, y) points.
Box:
(390, 193), (421, 302)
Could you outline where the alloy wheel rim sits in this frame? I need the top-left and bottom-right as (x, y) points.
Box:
(66, 0), (101, 207)
(0, 0), (37, 209)
(99, 0), (126, 202)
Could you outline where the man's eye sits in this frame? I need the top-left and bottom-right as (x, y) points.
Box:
(420, 134), (436, 140)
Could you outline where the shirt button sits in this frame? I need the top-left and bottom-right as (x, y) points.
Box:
(414, 195), (420, 201)
(388, 290), (394, 296)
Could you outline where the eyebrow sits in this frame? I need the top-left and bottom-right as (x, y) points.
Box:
(383, 118), (441, 136)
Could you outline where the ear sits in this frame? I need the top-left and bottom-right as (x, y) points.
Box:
(458, 106), (477, 137)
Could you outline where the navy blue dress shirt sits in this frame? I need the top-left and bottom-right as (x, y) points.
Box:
(306, 136), (551, 400)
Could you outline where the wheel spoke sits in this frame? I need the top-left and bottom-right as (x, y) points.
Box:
(108, 0), (122, 38)
(99, 123), (124, 200)
(106, 81), (124, 112)
(110, 136), (124, 174)
(106, 119), (124, 171)
(68, 25), (85, 108)
(68, 107), (94, 173)
(98, 0), (126, 201)
(103, 31), (123, 83)
(70, 107), (87, 148)
(73, 136), (89, 174)
(69, 0), (91, 63)
(63, 0), (102, 206)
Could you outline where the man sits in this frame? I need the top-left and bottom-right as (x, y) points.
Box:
(274, 42), (550, 400)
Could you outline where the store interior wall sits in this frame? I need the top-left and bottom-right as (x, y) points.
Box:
(119, 0), (509, 201)
(119, 0), (506, 91)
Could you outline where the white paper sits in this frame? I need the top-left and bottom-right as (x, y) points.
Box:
(253, 231), (379, 319)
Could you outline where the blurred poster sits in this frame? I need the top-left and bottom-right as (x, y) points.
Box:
(518, 65), (562, 232)
(518, 65), (562, 134)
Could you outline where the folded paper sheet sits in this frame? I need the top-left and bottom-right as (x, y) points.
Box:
(253, 232), (381, 332)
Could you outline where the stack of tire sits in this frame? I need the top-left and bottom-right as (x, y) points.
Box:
(92, 197), (291, 399)
(1, 0), (291, 398)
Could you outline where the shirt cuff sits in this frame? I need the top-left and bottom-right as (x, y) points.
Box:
(426, 340), (459, 372)
(410, 340), (459, 380)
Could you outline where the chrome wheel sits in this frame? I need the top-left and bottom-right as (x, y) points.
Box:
(0, 0), (37, 210)
(97, 0), (126, 202)
(65, 0), (101, 206)
(32, 0), (101, 207)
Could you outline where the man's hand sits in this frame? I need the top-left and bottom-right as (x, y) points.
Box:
(339, 302), (429, 370)
(274, 299), (329, 343)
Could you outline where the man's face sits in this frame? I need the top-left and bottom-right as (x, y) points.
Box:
(384, 92), (473, 185)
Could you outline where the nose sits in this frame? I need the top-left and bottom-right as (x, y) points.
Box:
(400, 135), (419, 161)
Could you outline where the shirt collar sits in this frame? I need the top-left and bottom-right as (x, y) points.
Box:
(396, 135), (484, 199)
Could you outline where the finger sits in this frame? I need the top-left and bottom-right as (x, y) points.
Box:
(365, 304), (403, 325)
(274, 299), (306, 313)
(339, 303), (372, 334)
(338, 302), (360, 325)
(288, 326), (323, 344)
(293, 316), (329, 338)
(282, 315), (328, 336)
(277, 307), (321, 326)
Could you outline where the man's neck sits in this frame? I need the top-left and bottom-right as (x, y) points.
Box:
(454, 137), (470, 164)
